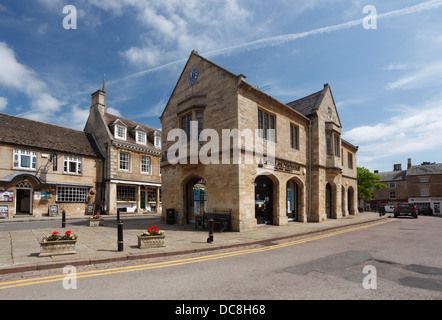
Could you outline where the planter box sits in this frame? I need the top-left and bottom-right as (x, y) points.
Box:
(39, 240), (77, 257)
(137, 235), (165, 249)
(88, 218), (103, 227)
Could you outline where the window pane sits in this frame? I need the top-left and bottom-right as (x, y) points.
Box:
(21, 155), (30, 168)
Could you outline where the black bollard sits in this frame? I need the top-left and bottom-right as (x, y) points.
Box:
(62, 210), (66, 228)
(207, 218), (214, 243)
(117, 209), (123, 251)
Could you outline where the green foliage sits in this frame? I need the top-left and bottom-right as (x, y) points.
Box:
(357, 167), (387, 201)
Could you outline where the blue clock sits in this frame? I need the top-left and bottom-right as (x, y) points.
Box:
(187, 68), (198, 85)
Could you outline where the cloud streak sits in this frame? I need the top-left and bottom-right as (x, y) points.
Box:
(116, 0), (442, 83)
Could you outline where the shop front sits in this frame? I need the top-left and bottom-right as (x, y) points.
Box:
(0, 173), (95, 218)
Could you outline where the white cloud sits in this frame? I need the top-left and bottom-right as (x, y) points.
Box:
(0, 97), (7, 111)
(385, 60), (442, 90)
(343, 99), (442, 168)
(383, 63), (409, 71)
(0, 42), (64, 120)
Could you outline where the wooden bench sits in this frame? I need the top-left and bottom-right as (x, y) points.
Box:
(195, 209), (232, 232)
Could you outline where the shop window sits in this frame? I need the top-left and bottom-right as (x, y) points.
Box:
(147, 188), (157, 202)
(63, 156), (82, 175)
(13, 149), (37, 170)
(119, 152), (130, 171)
(141, 156), (151, 174)
(56, 186), (87, 203)
(117, 185), (136, 201)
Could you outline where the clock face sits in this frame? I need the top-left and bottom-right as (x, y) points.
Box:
(187, 68), (198, 85)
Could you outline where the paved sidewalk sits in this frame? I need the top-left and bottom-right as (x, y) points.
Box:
(0, 211), (387, 274)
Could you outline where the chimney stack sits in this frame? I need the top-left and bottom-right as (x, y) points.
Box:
(407, 158), (412, 169)
(393, 163), (402, 171)
(91, 79), (107, 115)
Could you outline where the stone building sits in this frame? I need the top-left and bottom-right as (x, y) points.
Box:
(371, 159), (442, 215)
(0, 113), (103, 218)
(84, 82), (162, 214)
(160, 51), (358, 231)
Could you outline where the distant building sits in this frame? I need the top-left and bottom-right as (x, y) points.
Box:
(84, 82), (162, 215)
(0, 113), (103, 218)
(371, 159), (442, 215)
(160, 51), (358, 231)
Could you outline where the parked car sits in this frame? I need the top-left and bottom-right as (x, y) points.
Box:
(394, 203), (418, 219)
(384, 205), (395, 213)
(417, 206), (433, 216)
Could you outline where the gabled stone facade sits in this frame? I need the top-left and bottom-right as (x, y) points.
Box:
(84, 83), (162, 215)
(160, 51), (358, 231)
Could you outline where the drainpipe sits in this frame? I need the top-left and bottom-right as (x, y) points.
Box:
(308, 121), (312, 222)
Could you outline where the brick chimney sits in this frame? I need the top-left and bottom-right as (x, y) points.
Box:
(407, 158), (412, 169)
(393, 163), (402, 171)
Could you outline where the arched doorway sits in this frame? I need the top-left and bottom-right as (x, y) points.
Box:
(348, 186), (354, 214)
(286, 179), (299, 221)
(326, 183), (332, 218)
(16, 180), (33, 215)
(255, 175), (273, 225)
(185, 177), (206, 224)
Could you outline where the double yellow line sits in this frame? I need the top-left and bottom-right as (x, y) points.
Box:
(0, 219), (393, 290)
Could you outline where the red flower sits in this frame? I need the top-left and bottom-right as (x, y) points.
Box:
(150, 225), (155, 229)
(148, 228), (153, 232)
(155, 228), (159, 232)
(65, 230), (71, 235)
(52, 231), (59, 235)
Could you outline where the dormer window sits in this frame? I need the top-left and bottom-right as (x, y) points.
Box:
(154, 132), (161, 149)
(136, 131), (147, 145)
(116, 125), (126, 140)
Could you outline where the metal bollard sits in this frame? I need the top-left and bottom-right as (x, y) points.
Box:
(117, 209), (123, 251)
(62, 210), (66, 228)
(207, 218), (214, 243)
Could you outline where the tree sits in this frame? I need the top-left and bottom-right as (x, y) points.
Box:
(357, 167), (387, 201)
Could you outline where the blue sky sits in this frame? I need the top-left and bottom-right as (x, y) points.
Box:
(0, 0), (442, 173)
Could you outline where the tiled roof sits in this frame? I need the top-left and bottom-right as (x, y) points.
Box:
(286, 88), (325, 116)
(407, 164), (442, 175)
(0, 113), (102, 158)
(103, 113), (161, 149)
(377, 170), (407, 182)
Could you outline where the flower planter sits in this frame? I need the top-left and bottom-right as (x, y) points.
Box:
(39, 240), (77, 257)
(88, 218), (103, 227)
(137, 235), (165, 248)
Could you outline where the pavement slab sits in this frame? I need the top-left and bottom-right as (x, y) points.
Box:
(0, 211), (388, 274)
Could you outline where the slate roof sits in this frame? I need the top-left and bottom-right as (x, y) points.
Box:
(286, 88), (325, 116)
(0, 113), (103, 158)
(407, 164), (442, 176)
(377, 170), (407, 182)
(103, 112), (161, 149)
